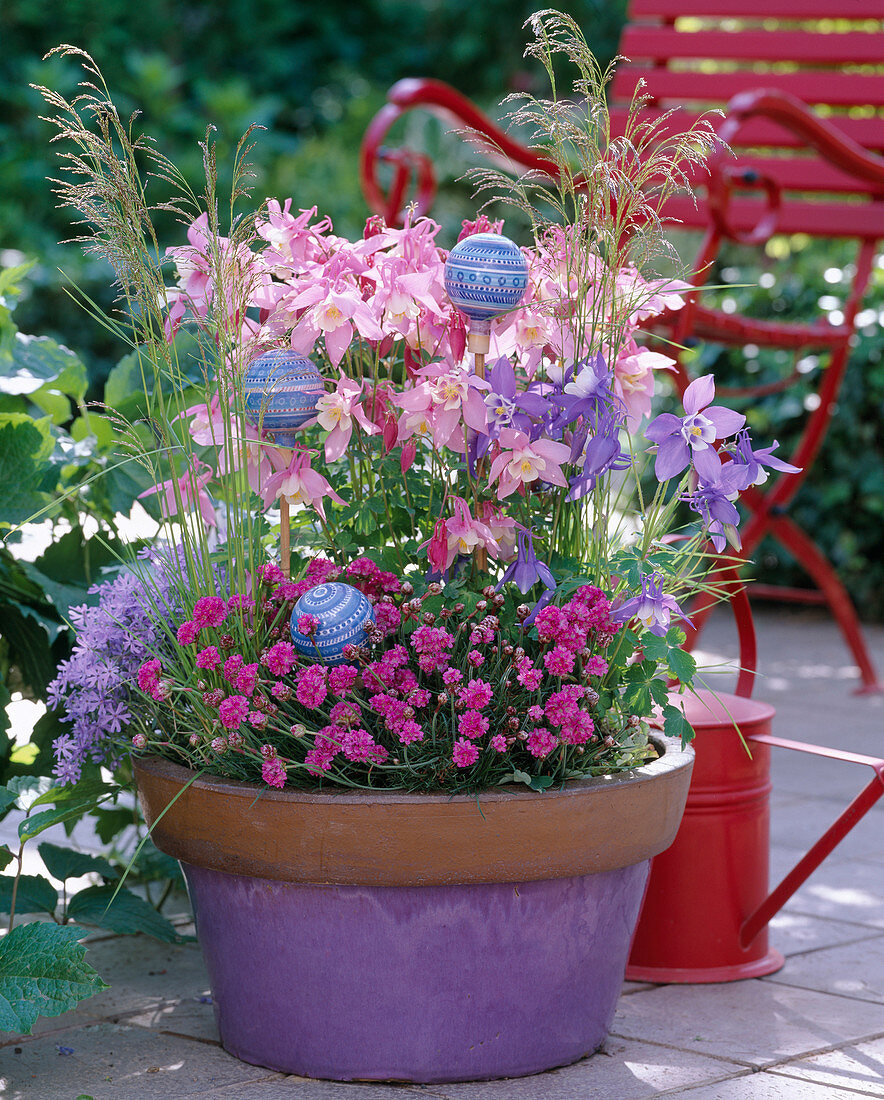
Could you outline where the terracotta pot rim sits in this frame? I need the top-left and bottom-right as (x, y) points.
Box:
(135, 731), (691, 805)
(135, 732), (694, 886)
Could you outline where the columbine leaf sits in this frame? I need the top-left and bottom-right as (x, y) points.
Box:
(639, 633), (667, 661)
(667, 646), (697, 685)
(37, 843), (118, 883)
(0, 922), (107, 1034)
(662, 703), (696, 747)
(0, 874), (58, 915)
(66, 886), (178, 942)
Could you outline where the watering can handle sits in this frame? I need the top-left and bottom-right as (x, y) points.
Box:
(723, 566), (758, 700)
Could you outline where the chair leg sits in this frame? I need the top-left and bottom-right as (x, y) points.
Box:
(764, 514), (881, 694)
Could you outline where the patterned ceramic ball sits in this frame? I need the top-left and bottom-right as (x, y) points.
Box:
(291, 583), (375, 665)
(243, 350), (325, 447)
(444, 232), (529, 328)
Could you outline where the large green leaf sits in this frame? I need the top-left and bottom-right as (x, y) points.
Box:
(0, 922), (107, 1034)
(37, 843), (118, 883)
(0, 602), (58, 697)
(2, 333), (86, 401)
(67, 885), (178, 942)
(19, 785), (116, 843)
(0, 413), (57, 527)
(0, 874), (58, 915)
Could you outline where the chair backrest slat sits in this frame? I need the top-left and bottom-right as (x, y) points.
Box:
(630, 0), (884, 17)
(611, 3), (884, 237)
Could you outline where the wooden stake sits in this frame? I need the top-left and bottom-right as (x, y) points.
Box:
(280, 497), (291, 578)
(474, 350), (485, 382)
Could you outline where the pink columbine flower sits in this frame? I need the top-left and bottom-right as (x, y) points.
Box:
(452, 738), (480, 768)
(314, 378), (379, 462)
(138, 459), (216, 528)
(488, 428), (571, 499)
(260, 446), (345, 522)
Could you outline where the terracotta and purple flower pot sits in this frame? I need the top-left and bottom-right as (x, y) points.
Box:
(135, 734), (692, 1083)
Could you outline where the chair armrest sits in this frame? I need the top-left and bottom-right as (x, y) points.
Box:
(360, 78), (560, 224)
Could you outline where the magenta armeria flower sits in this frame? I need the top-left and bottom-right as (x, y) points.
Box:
(261, 756), (286, 788)
(270, 682), (293, 701)
(137, 659), (162, 693)
(560, 711), (595, 745)
(544, 645), (575, 677)
(527, 727), (558, 758)
(516, 662), (543, 691)
(235, 663), (259, 696)
(490, 734), (507, 752)
(223, 654), (244, 682)
(467, 650), (485, 668)
(583, 656), (609, 676)
(296, 665), (328, 708)
(452, 738), (480, 768)
(264, 641), (296, 677)
(458, 710), (489, 741)
(328, 664), (358, 695)
(458, 678), (493, 710)
(176, 620), (200, 646)
(247, 711), (268, 730)
(259, 563), (285, 586)
(192, 595), (228, 628)
(219, 694), (250, 729)
(196, 645), (221, 670)
(329, 700), (361, 727)
(297, 613), (320, 637)
(442, 668), (463, 688)
(340, 727), (383, 763)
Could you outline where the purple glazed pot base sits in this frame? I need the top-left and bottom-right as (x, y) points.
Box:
(183, 860), (649, 1083)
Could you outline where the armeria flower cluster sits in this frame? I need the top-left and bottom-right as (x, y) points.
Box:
(126, 556), (659, 793)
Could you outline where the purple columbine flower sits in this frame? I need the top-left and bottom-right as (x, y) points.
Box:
(684, 463), (747, 552)
(497, 528), (557, 596)
(611, 572), (692, 636)
(645, 375), (745, 482)
(549, 352), (617, 427)
(483, 358), (550, 435)
(728, 429), (801, 487)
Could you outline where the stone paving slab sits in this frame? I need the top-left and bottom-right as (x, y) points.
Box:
(662, 1072), (879, 1098)
(610, 981), (884, 1070)
(762, 934), (884, 1004)
(769, 852), (884, 930)
(768, 909), (884, 958)
(770, 796), (884, 865)
(0, 1021), (286, 1100)
(187, 1076), (424, 1098)
(764, 1034), (884, 1098)
(422, 1037), (749, 1100)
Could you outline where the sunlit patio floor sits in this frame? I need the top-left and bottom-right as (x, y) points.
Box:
(2, 605), (883, 1099)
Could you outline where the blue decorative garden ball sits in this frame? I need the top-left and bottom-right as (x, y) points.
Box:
(291, 582), (375, 665)
(243, 350), (325, 447)
(444, 232), (529, 351)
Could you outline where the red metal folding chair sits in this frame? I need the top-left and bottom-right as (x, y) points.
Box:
(359, 2), (884, 691)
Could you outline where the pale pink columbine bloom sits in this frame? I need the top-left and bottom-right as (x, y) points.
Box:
(488, 428), (571, 499)
(138, 459), (216, 527)
(255, 201), (334, 271)
(491, 305), (550, 378)
(613, 338), (676, 424)
(289, 279), (384, 366)
(619, 271), (692, 323)
(443, 497), (501, 566)
(315, 377), (378, 462)
(396, 364), (487, 451)
(260, 447), (344, 522)
(181, 394), (225, 447)
(478, 502), (519, 561)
